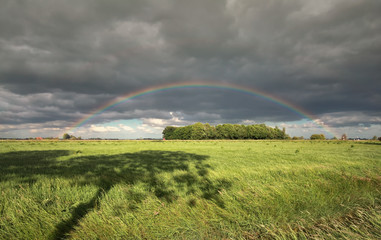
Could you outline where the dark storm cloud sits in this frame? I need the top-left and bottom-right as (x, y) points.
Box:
(0, 0), (380, 133)
(320, 111), (381, 128)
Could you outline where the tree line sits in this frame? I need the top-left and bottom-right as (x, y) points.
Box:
(162, 123), (290, 140)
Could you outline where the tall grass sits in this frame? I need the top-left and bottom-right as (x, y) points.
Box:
(0, 140), (380, 239)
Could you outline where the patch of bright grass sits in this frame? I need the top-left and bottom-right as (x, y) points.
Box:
(0, 140), (381, 239)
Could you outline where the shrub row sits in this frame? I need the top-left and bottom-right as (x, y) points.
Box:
(162, 123), (290, 140)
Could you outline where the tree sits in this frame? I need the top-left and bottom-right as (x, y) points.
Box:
(191, 122), (207, 139)
(254, 124), (269, 139)
(63, 133), (70, 140)
(174, 125), (192, 140)
(341, 134), (347, 140)
(310, 134), (325, 140)
(246, 125), (257, 139)
(216, 124), (233, 139)
(204, 123), (217, 139)
(162, 126), (177, 139)
(372, 136), (377, 140)
(378, 137), (381, 141)
(234, 124), (247, 139)
(273, 126), (290, 139)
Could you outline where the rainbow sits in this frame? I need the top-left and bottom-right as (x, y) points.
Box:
(66, 81), (336, 136)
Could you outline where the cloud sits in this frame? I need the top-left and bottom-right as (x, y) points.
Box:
(318, 111), (381, 127)
(89, 125), (120, 133)
(118, 124), (135, 132)
(0, 0), (380, 138)
(138, 112), (193, 132)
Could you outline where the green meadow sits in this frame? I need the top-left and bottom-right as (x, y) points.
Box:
(1, 140), (381, 239)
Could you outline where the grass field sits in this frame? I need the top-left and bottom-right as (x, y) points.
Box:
(1, 140), (381, 239)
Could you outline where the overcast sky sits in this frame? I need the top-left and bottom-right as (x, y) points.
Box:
(1, 0), (380, 139)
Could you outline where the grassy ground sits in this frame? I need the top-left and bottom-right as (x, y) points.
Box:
(0, 140), (380, 239)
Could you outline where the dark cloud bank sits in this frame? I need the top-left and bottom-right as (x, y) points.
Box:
(0, 0), (380, 138)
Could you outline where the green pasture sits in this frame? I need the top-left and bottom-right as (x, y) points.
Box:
(0, 140), (381, 239)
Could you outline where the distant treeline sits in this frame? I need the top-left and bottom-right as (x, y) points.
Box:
(162, 123), (290, 140)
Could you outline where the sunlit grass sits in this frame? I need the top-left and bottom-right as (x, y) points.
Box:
(0, 140), (380, 239)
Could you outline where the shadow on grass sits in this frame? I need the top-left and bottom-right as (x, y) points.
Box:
(0, 150), (230, 239)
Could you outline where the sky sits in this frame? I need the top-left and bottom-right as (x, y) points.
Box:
(1, 0), (380, 139)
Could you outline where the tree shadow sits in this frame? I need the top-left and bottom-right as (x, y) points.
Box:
(0, 150), (72, 184)
(0, 150), (231, 239)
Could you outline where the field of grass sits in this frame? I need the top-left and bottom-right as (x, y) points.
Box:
(1, 140), (381, 239)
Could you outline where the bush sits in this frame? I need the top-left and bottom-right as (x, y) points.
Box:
(292, 136), (304, 140)
(62, 133), (70, 140)
(62, 133), (80, 140)
(310, 134), (326, 140)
